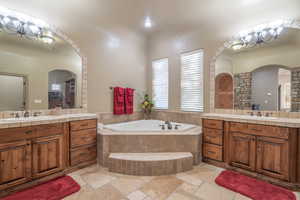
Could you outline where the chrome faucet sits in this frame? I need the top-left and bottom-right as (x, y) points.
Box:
(23, 111), (30, 118)
(165, 121), (172, 130)
(257, 111), (262, 117)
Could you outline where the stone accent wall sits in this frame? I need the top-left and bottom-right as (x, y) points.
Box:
(234, 72), (252, 110)
(291, 70), (300, 112)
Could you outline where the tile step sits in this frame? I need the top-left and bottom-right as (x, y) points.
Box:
(108, 152), (193, 176)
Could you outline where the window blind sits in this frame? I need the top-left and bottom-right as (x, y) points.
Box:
(180, 50), (204, 112)
(152, 58), (169, 109)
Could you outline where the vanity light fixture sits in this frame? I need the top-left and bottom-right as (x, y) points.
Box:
(228, 19), (293, 51)
(144, 17), (152, 28)
(0, 6), (55, 44)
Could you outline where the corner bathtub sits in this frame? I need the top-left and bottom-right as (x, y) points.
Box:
(97, 120), (202, 167)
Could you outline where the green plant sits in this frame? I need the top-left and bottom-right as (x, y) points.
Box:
(141, 94), (154, 115)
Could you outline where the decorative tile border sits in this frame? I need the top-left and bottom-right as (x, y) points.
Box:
(209, 20), (300, 116)
(0, 14), (88, 118)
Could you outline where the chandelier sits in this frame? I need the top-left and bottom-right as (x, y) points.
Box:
(0, 6), (55, 44)
(229, 19), (293, 51)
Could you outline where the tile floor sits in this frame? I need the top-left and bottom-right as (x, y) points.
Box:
(65, 163), (300, 200)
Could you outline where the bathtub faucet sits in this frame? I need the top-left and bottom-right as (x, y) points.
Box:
(165, 121), (173, 130)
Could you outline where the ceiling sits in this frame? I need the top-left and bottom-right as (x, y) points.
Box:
(0, 0), (299, 39)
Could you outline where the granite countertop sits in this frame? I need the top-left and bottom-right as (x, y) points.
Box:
(202, 113), (300, 128)
(0, 113), (97, 129)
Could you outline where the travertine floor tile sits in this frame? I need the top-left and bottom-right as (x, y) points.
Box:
(127, 190), (147, 200)
(94, 184), (126, 200)
(176, 183), (200, 194)
(234, 193), (252, 200)
(176, 173), (203, 186)
(81, 170), (117, 189)
(69, 174), (87, 187)
(141, 176), (183, 200)
(195, 182), (236, 200)
(64, 164), (297, 200)
(167, 192), (198, 200)
(111, 175), (150, 195)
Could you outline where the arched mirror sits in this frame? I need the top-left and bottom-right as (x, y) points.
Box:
(0, 7), (83, 111)
(214, 20), (300, 112)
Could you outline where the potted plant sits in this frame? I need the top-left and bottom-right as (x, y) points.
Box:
(141, 94), (154, 119)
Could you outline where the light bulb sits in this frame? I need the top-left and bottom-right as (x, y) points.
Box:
(144, 17), (152, 28)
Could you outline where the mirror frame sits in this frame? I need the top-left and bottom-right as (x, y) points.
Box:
(0, 12), (87, 114)
(209, 19), (300, 113)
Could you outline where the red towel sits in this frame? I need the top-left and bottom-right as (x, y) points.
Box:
(113, 87), (125, 115)
(125, 88), (134, 114)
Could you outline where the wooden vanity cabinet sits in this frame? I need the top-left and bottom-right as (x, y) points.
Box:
(202, 118), (299, 189)
(229, 132), (256, 171)
(70, 119), (97, 167)
(256, 136), (289, 180)
(0, 118), (98, 196)
(203, 119), (224, 162)
(0, 123), (67, 191)
(32, 135), (64, 179)
(0, 140), (31, 190)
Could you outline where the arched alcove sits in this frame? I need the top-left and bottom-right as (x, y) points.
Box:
(215, 73), (233, 109)
(48, 69), (77, 109)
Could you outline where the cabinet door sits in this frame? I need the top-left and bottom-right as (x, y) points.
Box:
(32, 135), (64, 179)
(256, 136), (289, 181)
(229, 132), (256, 171)
(0, 140), (31, 190)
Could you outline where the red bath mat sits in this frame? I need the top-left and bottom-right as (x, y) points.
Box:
(215, 170), (296, 200)
(1, 176), (80, 200)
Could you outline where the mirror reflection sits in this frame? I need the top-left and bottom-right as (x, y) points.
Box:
(215, 28), (300, 112)
(0, 30), (82, 111)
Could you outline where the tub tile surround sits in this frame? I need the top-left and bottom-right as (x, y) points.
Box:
(98, 134), (202, 168)
(151, 110), (203, 126)
(97, 112), (144, 124)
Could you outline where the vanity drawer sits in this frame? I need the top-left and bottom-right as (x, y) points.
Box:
(70, 119), (97, 131)
(230, 122), (248, 133)
(0, 127), (36, 143)
(247, 124), (289, 139)
(71, 129), (97, 148)
(203, 119), (223, 130)
(203, 143), (223, 161)
(70, 144), (97, 166)
(203, 128), (223, 145)
(36, 123), (63, 137)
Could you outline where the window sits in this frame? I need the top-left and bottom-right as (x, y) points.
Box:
(180, 50), (204, 112)
(51, 84), (61, 91)
(152, 58), (169, 109)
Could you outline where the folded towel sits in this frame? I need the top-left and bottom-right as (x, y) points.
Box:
(125, 88), (134, 114)
(114, 87), (125, 115)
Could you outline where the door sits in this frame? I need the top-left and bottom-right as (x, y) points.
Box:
(32, 135), (64, 179)
(256, 136), (289, 181)
(215, 73), (233, 109)
(229, 132), (256, 171)
(0, 140), (31, 190)
(0, 74), (26, 111)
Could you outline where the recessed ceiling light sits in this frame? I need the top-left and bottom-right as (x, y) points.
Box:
(144, 17), (152, 28)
